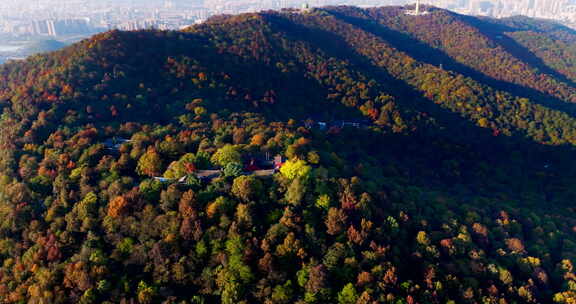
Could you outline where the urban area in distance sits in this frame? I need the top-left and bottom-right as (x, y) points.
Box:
(1, 0), (576, 64)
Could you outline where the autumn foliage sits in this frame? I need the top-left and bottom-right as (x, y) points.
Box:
(0, 5), (575, 304)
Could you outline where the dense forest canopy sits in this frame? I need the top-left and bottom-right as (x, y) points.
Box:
(2, 5), (576, 304)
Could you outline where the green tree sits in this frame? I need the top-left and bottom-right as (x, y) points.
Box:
(285, 178), (307, 205)
(315, 194), (331, 210)
(232, 175), (263, 202)
(217, 235), (253, 304)
(211, 145), (242, 167)
(224, 162), (243, 177)
(163, 153), (198, 178)
(76, 192), (98, 218)
(136, 149), (163, 177)
(272, 280), (294, 304)
(337, 283), (358, 304)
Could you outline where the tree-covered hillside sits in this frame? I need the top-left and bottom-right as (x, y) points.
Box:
(1, 5), (576, 304)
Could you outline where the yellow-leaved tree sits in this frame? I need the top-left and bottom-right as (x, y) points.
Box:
(280, 159), (311, 180)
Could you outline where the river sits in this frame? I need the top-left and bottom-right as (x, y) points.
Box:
(0, 45), (21, 52)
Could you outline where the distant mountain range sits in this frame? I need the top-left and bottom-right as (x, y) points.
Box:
(0, 39), (67, 65)
(20, 39), (66, 56)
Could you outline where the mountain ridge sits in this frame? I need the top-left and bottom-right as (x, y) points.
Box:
(1, 5), (576, 303)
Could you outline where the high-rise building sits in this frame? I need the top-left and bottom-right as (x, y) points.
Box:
(46, 20), (57, 36)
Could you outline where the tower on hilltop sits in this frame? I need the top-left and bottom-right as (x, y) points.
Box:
(405, 0), (430, 16)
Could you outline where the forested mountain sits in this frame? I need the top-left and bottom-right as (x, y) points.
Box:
(2, 5), (576, 304)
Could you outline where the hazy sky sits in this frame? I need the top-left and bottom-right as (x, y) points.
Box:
(2, 0), (576, 23)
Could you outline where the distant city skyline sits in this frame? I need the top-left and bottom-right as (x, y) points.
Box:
(1, 0), (576, 40)
(2, 0), (576, 17)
